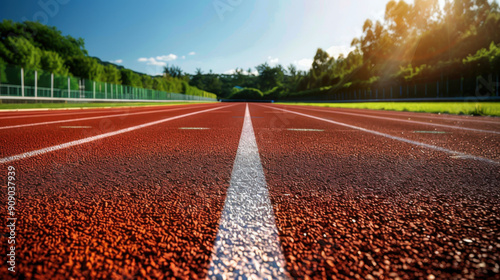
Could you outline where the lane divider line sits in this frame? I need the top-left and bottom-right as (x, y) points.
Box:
(261, 105), (499, 165)
(207, 104), (289, 279)
(314, 106), (500, 125)
(0, 105), (234, 164)
(60, 126), (93, 129)
(289, 105), (500, 135)
(0, 108), (127, 120)
(287, 128), (324, 132)
(0, 104), (215, 130)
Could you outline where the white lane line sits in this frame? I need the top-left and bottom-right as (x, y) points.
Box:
(178, 127), (210, 130)
(0, 105), (232, 164)
(413, 131), (446, 134)
(0, 105), (213, 130)
(0, 104), (210, 120)
(321, 107), (500, 125)
(291, 106), (500, 135)
(287, 128), (324, 132)
(0, 109), (116, 120)
(208, 104), (289, 279)
(262, 105), (500, 165)
(60, 126), (92, 129)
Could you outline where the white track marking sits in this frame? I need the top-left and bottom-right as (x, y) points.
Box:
(0, 105), (232, 164)
(0, 105), (213, 130)
(262, 105), (499, 165)
(0, 109), (117, 120)
(208, 104), (289, 279)
(292, 106), (500, 134)
(0, 103), (211, 120)
(60, 126), (92, 129)
(413, 131), (446, 134)
(315, 106), (500, 125)
(287, 128), (324, 132)
(178, 127), (210, 130)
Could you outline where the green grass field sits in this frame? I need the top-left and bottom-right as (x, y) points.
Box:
(0, 101), (214, 110)
(281, 102), (500, 117)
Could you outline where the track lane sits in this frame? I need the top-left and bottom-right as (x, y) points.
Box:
(0, 104), (226, 158)
(0, 103), (246, 279)
(250, 104), (500, 279)
(267, 104), (500, 161)
(303, 106), (500, 127)
(287, 105), (500, 134)
(0, 104), (221, 131)
(0, 103), (214, 126)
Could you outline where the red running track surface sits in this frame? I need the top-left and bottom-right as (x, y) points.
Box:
(0, 103), (499, 279)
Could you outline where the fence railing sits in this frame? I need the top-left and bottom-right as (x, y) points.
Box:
(0, 66), (217, 102)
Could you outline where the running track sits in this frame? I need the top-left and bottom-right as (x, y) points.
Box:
(0, 103), (499, 279)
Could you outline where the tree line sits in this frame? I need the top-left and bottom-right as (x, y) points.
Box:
(189, 0), (500, 100)
(2, 0), (499, 101)
(0, 20), (211, 97)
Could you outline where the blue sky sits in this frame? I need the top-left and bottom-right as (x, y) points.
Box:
(2, 0), (399, 75)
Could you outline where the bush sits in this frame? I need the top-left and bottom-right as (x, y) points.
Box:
(229, 88), (264, 100)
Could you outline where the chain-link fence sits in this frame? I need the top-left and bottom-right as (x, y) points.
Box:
(0, 64), (218, 102)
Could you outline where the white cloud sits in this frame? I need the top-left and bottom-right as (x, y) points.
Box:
(267, 56), (279, 66)
(138, 54), (178, 67)
(155, 54), (178, 61)
(110, 59), (123, 64)
(292, 58), (313, 71)
(326, 45), (355, 59)
(182, 56), (186, 59)
(188, 52), (196, 56)
(137, 57), (167, 67)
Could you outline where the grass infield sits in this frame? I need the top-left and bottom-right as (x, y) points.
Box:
(280, 102), (500, 117)
(0, 102), (214, 110)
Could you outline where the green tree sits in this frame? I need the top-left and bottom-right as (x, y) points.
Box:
(255, 62), (285, 91)
(121, 69), (142, 87)
(40, 50), (68, 75)
(1, 36), (41, 69)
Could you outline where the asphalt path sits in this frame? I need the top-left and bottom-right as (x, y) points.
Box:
(0, 103), (498, 279)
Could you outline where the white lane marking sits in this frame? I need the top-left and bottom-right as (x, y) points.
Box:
(292, 106), (500, 135)
(413, 131), (446, 134)
(318, 106), (500, 125)
(0, 109), (115, 120)
(208, 104), (289, 279)
(0, 103), (211, 121)
(262, 105), (499, 165)
(60, 126), (92, 129)
(178, 127), (210, 130)
(287, 128), (324, 132)
(0, 105), (232, 164)
(0, 104), (213, 130)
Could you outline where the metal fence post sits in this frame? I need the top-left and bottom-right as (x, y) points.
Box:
(67, 76), (70, 98)
(93, 81), (96, 99)
(105, 82), (107, 99)
(21, 68), (24, 97)
(35, 70), (38, 98)
(51, 73), (54, 98)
